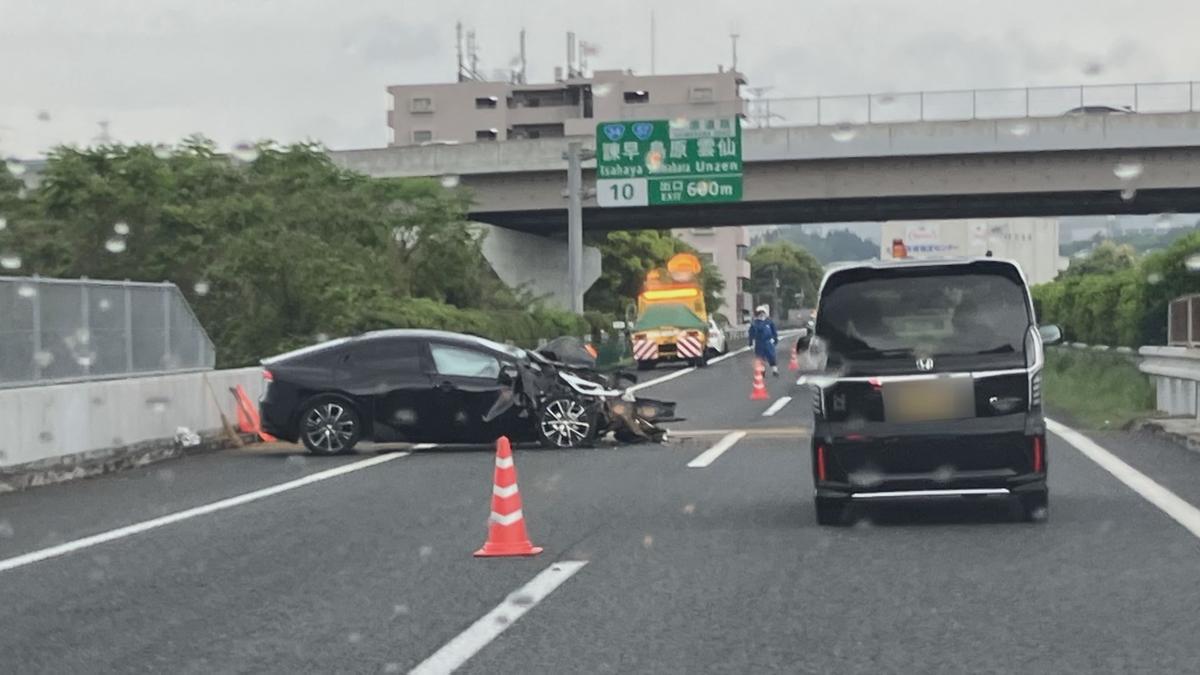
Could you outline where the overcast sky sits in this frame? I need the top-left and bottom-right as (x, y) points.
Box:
(1, 0), (1197, 157)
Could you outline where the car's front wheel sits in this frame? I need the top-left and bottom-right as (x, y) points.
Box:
(299, 397), (363, 455)
(537, 397), (596, 448)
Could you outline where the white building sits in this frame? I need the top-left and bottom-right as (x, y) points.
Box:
(880, 218), (1067, 285)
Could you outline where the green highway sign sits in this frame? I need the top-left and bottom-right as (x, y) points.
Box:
(594, 117), (743, 207)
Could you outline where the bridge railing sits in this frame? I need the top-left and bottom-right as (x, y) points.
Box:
(621, 81), (1199, 128)
(0, 276), (216, 389)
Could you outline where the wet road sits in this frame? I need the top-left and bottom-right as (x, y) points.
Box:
(2, 345), (1200, 673)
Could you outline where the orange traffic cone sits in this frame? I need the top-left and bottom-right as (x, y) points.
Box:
(475, 437), (543, 557)
(750, 359), (769, 400)
(230, 385), (277, 442)
(788, 347), (800, 371)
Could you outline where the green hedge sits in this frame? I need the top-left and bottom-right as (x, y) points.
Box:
(1033, 230), (1200, 346)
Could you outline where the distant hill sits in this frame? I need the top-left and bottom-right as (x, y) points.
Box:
(752, 226), (878, 264)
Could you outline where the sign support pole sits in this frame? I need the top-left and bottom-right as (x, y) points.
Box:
(566, 141), (584, 314)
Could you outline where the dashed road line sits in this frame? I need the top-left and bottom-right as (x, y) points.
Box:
(686, 431), (747, 468)
(1048, 419), (1200, 541)
(409, 560), (589, 675)
(0, 452), (409, 574)
(762, 396), (793, 417)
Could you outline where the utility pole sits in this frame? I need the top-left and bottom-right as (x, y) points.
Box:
(730, 33), (739, 71)
(563, 141), (595, 314)
(650, 11), (656, 74)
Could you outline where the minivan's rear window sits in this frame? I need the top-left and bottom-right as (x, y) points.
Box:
(817, 264), (1031, 360)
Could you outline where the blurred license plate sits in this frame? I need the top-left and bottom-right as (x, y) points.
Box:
(883, 379), (973, 423)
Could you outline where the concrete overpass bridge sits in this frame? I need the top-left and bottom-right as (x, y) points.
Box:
(332, 111), (1200, 231)
(329, 108), (1200, 308)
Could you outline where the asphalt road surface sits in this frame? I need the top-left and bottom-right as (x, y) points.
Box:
(3, 344), (1200, 673)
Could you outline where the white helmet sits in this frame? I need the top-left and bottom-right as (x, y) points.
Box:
(755, 304), (769, 317)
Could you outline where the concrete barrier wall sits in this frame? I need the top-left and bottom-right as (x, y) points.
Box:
(0, 368), (264, 469)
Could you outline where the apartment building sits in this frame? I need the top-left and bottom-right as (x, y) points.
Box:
(387, 69), (746, 145)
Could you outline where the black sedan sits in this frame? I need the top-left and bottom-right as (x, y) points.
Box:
(259, 330), (675, 454)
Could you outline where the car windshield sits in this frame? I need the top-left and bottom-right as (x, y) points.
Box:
(817, 268), (1031, 359)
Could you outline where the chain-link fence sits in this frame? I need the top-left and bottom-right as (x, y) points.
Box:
(0, 276), (215, 388)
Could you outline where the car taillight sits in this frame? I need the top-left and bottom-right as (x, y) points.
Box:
(262, 369), (274, 382)
(816, 444), (828, 481)
(1031, 435), (1044, 473)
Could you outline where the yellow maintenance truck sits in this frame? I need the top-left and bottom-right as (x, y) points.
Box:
(630, 253), (712, 370)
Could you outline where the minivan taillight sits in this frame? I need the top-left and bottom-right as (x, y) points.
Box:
(1031, 435), (1044, 473)
(816, 444), (828, 481)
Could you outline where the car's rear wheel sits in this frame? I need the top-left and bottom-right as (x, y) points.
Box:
(815, 497), (850, 526)
(1019, 488), (1049, 523)
(537, 398), (597, 448)
(299, 397), (362, 455)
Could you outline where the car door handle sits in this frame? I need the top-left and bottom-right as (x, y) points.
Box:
(438, 380), (455, 392)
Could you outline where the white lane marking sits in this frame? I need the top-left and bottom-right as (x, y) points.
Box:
(627, 366), (696, 392)
(687, 431), (747, 468)
(412, 443), (437, 450)
(0, 452), (408, 575)
(762, 396), (793, 417)
(410, 560), (589, 675)
(709, 344), (751, 365)
(1048, 418), (1200, 540)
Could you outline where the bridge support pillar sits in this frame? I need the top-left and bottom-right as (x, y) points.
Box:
(477, 224), (602, 313)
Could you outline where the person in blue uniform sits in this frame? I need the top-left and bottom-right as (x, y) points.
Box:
(749, 305), (780, 376)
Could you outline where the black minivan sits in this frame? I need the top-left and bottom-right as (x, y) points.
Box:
(804, 258), (1062, 525)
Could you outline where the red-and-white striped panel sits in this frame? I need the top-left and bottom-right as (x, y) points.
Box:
(633, 339), (658, 361)
(676, 334), (703, 358)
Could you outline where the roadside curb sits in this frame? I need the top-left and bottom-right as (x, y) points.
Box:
(1128, 418), (1200, 457)
(0, 431), (255, 494)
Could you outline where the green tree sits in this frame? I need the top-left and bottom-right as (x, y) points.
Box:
(1062, 241), (1137, 278)
(748, 241), (824, 316)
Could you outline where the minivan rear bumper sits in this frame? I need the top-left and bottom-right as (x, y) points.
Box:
(811, 412), (1046, 499)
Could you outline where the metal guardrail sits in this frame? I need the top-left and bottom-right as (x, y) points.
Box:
(621, 80), (1199, 128)
(0, 276), (216, 389)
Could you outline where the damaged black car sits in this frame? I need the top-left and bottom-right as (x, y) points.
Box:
(259, 329), (677, 455)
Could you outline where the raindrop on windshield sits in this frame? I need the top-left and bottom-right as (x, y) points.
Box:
(4, 158), (26, 176)
(285, 454), (308, 469)
(97, 298), (112, 311)
(0, 216), (7, 230)
(592, 83), (613, 97)
(494, 614), (511, 626)
(113, 221), (130, 235)
(439, 174), (460, 188)
(315, 332), (330, 343)
(193, 280), (210, 296)
(1120, 187), (1137, 202)
(17, 283), (37, 298)
(1008, 122), (1031, 137)
(1147, 272), (1163, 285)
(87, 568), (106, 582)
(830, 123), (857, 142)
(682, 503), (696, 515)
(1185, 254), (1200, 272)
(146, 398), (169, 414)
(231, 142), (259, 163)
(642, 534), (654, 548)
(384, 664), (402, 674)
(1082, 61), (1104, 76)
(1156, 213), (1174, 228)
(392, 603), (410, 617)
(347, 632), (363, 644)
(105, 237), (127, 253)
(0, 253), (21, 270)
(75, 354), (94, 368)
(0, 520), (13, 538)
(38, 431), (54, 443)
(153, 144), (173, 160)
(36, 110), (51, 122)
(668, 117), (690, 129)
(418, 545), (433, 558)
(157, 468), (175, 483)
(1113, 160), (1143, 181)
(509, 593), (534, 607)
(33, 350), (54, 368)
(876, 93), (896, 106)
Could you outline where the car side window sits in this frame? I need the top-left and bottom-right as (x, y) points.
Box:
(350, 338), (423, 374)
(429, 343), (501, 379)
